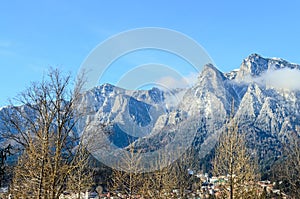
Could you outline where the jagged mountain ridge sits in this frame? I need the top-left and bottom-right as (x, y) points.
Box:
(134, 54), (300, 160)
(75, 53), (300, 164)
(1, 54), (300, 165)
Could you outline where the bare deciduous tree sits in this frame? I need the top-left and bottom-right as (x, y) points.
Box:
(171, 148), (198, 198)
(66, 144), (94, 199)
(0, 68), (93, 199)
(273, 131), (300, 197)
(139, 153), (178, 198)
(110, 144), (142, 198)
(213, 119), (259, 199)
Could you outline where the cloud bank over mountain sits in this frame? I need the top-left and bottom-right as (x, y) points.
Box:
(258, 68), (300, 90)
(236, 68), (300, 91)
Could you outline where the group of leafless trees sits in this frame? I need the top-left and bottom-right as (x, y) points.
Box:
(109, 145), (197, 198)
(0, 68), (299, 199)
(0, 69), (94, 198)
(212, 114), (300, 199)
(271, 131), (300, 198)
(213, 119), (260, 198)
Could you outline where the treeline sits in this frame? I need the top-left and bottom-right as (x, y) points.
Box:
(0, 68), (299, 198)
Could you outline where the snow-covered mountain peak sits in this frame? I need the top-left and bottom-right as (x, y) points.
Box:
(234, 54), (300, 83)
(197, 63), (225, 84)
(236, 54), (269, 79)
(202, 63), (222, 74)
(245, 53), (264, 61)
(93, 83), (123, 93)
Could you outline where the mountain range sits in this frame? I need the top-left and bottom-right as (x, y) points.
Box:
(2, 53), (300, 170)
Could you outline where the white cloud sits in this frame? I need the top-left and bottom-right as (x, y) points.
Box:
(155, 72), (198, 90)
(239, 68), (300, 91)
(262, 69), (300, 90)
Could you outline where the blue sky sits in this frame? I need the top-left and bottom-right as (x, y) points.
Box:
(0, 0), (299, 106)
